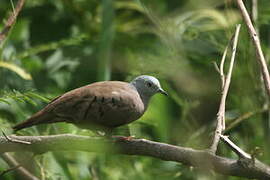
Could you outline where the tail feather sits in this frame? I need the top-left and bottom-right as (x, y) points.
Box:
(13, 110), (53, 131)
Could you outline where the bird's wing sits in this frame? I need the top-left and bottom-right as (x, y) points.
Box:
(13, 81), (145, 131)
(45, 81), (145, 126)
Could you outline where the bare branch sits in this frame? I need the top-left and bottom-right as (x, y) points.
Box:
(2, 131), (31, 145)
(0, 164), (21, 177)
(236, 0), (270, 98)
(251, 0), (259, 35)
(225, 107), (269, 132)
(0, 0), (26, 46)
(220, 135), (251, 159)
(210, 24), (241, 154)
(212, 61), (220, 74)
(219, 44), (228, 89)
(0, 134), (269, 179)
(0, 153), (39, 180)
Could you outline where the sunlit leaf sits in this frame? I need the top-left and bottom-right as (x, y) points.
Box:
(25, 92), (50, 103)
(0, 98), (11, 105)
(0, 61), (32, 80)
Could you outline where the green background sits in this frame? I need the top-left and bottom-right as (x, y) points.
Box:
(0, 0), (270, 179)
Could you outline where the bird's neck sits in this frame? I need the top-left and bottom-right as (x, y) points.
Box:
(129, 82), (151, 108)
(140, 93), (151, 108)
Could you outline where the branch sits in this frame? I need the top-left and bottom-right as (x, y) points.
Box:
(220, 135), (251, 159)
(0, 153), (39, 180)
(2, 131), (31, 145)
(236, 0), (270, 98)
(210, 24), (241, 154)
(251, 0), (258, 33)
(225, 107), (269, 132)
(0, 134), (270, 179)
(0, 0), (26, 46)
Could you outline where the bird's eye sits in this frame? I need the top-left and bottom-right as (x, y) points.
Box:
(146, 82), (152, 87)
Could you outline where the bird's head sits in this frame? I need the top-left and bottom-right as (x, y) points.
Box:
(130, 75), (168, 98)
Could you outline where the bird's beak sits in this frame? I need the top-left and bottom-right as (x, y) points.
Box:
(158, 88), (168, 96)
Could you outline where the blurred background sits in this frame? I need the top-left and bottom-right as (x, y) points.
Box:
(0, 0), (270, 179)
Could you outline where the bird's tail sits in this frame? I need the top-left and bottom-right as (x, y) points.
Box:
(12, 110), (53, 131)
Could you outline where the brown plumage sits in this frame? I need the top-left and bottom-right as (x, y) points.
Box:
(13, 75), (167, 134)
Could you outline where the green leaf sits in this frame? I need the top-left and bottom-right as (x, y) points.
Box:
(0, 61), (32, 80)
(25, 92), (50, 103)
(0, 98), (11, 105)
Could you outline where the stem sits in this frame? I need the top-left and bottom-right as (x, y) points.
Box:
(97, 0), (115, 81)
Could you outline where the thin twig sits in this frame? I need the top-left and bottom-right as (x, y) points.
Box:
(0, 164), (21, 177)
(225, 107), (268, 132)
(35, 156), (46, 180)
(9, 0), (16, 14)
(0, 0), (26, 46)
(2, 131), (31, 145)
(0, 153), (39, 180)
(218, 34), (236, 89)
(212, 61), (220, 74)
(251, 0), (258, 34)
(251, 0), (270, 143)
(89, 166), (100, 180)
(209, 24), (241, 154)
(237, 0), (270, 98)
(188, 107), (270, 141)
(219, 45), (228, 89)
(220, 135), (251, 159)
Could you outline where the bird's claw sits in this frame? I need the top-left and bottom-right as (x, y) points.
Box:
(111, 135), (135, 142)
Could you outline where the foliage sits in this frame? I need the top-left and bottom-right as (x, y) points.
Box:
(0, 0), (270, 179)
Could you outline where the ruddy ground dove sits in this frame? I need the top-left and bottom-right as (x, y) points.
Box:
(13, 75), (167, 134)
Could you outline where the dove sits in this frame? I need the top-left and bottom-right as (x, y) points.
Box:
(13, 75), (167, 135)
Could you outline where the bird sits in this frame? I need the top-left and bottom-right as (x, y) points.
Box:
(13, 75), (167, 135)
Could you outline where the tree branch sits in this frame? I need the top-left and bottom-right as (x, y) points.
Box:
(220, 135), (251, 159)
(0, 134), (270, 179)
(0, 153), (39, 180)
(0, 0), (26, 46)
(236, 0), (270, 98)
(210, 24), (241, 154)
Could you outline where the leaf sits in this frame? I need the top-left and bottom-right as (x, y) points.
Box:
(0, 98), (11, 105)
(16, 34), (89, 59)
(25, 92), (50, 103)
(21, 95), (37, 106)
(115, 1), (144, 12)
(0, 61), (32, 80)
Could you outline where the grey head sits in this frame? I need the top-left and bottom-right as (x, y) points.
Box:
(130, 75), (167, 106)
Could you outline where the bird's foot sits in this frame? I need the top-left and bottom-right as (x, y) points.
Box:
(111, 135), (135, 142)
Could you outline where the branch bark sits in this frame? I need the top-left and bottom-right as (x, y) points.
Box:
(0, 0), (26, 46)
(0, 153), (39, 180)
(220, 135), (251, 159)
(210, 24), (241, 154)
(236, 0), (270, 98)
(0, 134), (270, 179)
